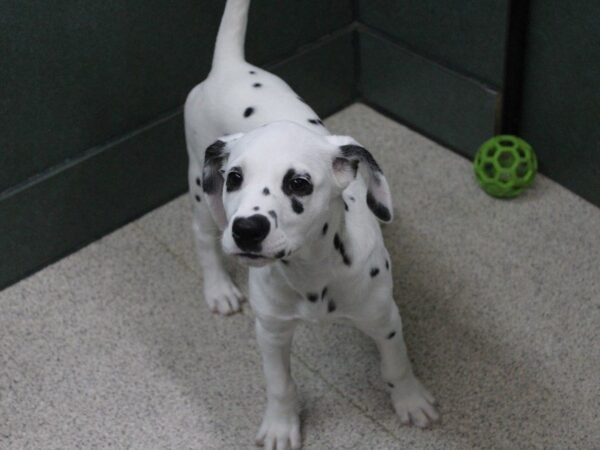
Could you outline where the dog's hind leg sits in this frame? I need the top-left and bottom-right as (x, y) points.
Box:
(354, 299), (439, 428)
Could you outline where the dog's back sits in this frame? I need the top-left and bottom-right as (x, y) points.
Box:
(184, 0), (328, 170)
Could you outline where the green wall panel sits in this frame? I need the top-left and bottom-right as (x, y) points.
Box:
(0, 33), (356, 289)
(358, 0), (508, 87)
(247, 0), (353, 65)
(0, 111), (187, 290)
(520, 0), (600, 206)
(359, 32), (499, 156)
(0, 0), (352, 193)
(270, 32), (356, 118)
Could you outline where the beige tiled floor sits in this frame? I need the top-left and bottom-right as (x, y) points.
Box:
(1, 104), (599, 449)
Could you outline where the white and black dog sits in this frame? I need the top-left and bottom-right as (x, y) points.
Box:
(184, 1), (439, 448)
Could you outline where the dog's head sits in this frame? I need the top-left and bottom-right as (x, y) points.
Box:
(202, 121), (392, 266)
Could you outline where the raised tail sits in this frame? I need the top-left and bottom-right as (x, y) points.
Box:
(211, 0), (251, 70)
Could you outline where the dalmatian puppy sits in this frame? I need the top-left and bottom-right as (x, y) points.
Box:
(184, 1), (439, 448)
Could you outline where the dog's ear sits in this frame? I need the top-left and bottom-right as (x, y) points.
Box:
(202, 133), (243, 230)
(327, 135), (393, 223)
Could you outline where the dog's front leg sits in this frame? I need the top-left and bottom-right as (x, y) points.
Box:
(355, 300), (439, 428)
(189, 161), (244, 315)
(255, 316), (301, 450)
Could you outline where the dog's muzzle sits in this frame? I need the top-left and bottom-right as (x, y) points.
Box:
(232, 214), (270, 252)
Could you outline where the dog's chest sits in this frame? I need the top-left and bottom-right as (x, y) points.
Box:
(274, 264), (369, 322)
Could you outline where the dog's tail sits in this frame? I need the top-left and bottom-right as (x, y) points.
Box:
(211, 0), (251, 70)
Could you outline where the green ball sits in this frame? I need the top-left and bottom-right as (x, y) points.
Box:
(473, 135), (537, 198)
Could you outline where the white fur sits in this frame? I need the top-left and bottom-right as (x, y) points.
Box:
(184, 1), (439, 448)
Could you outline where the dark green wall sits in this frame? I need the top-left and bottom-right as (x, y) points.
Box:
(358, 0), (508, 87)
(0, 1), (354, 288)
(356, 0), (508, 156)
(519, 0), (600, 206)
(358, 31), (499, 155)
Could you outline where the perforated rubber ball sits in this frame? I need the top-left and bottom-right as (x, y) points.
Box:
(473, 135), (537, 198)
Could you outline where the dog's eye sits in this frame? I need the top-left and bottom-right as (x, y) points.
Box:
(288, 177), (313, 196)
(226, 170), (243, 191)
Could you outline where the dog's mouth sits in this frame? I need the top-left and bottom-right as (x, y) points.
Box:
(236, 252), (275, 267)
(237, 252), (268, 260)
(235, 250), (289, 267)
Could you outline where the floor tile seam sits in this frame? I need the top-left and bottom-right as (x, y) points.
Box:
(130, 221), (200, 277)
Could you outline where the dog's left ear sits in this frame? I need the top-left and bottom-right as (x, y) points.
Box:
(202, 133), (244, 230)
(327, 135), (393, 223)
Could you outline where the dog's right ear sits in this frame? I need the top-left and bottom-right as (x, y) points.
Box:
(327, 135), (393, 223)
(202, 133), (243, 230)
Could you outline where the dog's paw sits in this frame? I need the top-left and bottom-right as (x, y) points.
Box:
(203, 274), (245, 315)
(391, 375), (439, 428)
(255, 411), (301, 450)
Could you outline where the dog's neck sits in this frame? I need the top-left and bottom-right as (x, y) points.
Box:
(279, 196), (350, 279)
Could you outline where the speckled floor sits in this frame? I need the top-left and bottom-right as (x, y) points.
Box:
(1, 104), (599, 449)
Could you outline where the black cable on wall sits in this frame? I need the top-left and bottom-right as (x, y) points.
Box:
(500, 0), (531, 134)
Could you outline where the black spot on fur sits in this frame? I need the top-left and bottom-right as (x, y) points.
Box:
(308, 119), (319, 125)
(322, 223), (328, 235)
(385, 259), (390, 270)
(253, 206), (259, 211)
(367, 191), (391, 222)
(342, 253), (351, 266)
(263, 187), (270, 195)
(370, 267), (380, 277)
(268, 210), (278, 228)
(388, 382), (395, 388)
(387, 331), (396, 339)
(282, 168), (313, 197)
(202, 140), (227, 194)
(321, 287), (328, 299)
(291, 198), (303, 214)
(205, 139), (226, 160)
(344, 201), (349, 211)
(195, 177), (201, 186)
(340, 144), (383, 174)
(244, 107), (255, 118)
(307, 293), (318, 303)
(327, 300), (336, 313)
(333, 234), (351, 265)
(253, 82), (262, 87)
(194, 194), (201, 202)
(275, 250), (286, 259)
(249, 70), (256, 74)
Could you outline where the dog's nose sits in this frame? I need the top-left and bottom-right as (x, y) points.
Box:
(232, 214), (271, 251)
